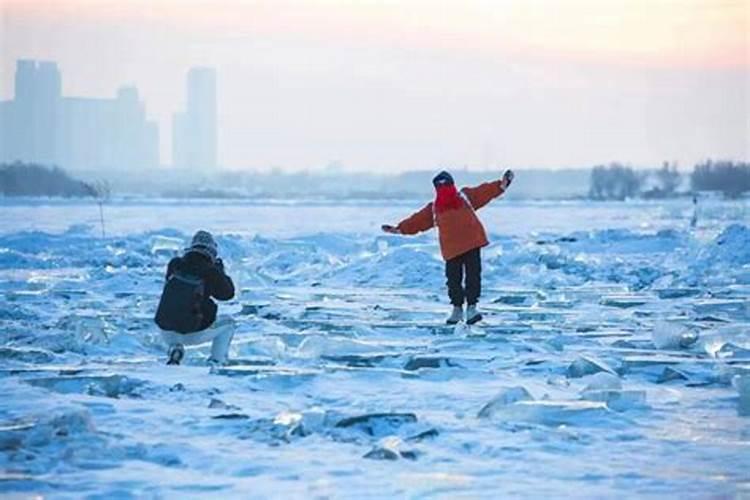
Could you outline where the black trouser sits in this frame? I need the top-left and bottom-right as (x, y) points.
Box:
(445, 247), (481, 306)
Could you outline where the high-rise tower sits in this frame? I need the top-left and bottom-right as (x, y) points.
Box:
(173, 67), (217, 169)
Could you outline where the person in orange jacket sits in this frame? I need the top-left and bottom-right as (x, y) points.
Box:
(382, 170), (514, 325)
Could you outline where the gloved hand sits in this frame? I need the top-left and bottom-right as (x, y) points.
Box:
(501, 169), (514, 189)
(381, 224), (400, 234)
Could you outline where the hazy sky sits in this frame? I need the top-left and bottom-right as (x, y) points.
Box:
(1, 0), (748, 171)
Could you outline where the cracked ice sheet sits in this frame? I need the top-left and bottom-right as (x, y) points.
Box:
(1, 198), (749, 498)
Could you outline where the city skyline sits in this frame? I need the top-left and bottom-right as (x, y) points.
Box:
(0, 59), (159, 170)
(1, 0), (748, 171)
(0, 60), (219, 171)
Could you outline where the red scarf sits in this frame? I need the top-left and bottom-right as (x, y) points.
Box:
(434, 185), (464, 214)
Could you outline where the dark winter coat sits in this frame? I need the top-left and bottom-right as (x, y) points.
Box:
(165, 251), (235, 331)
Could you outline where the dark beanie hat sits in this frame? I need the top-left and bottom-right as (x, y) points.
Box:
(432, 171), (454, 187)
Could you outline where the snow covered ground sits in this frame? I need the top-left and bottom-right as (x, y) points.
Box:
(1, 198), (749, 498)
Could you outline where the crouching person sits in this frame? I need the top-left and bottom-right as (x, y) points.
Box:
(155, 230), (236, 365)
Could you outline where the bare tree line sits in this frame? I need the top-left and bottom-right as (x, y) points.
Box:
(0, 162), (97, 197)
(589, 160), (750, 200)
(2, 160), (748, 201)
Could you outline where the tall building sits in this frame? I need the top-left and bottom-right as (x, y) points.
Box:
(172, 67), (217, 169)
(3, 60), (61, 165)
(0, 60), (159, 171)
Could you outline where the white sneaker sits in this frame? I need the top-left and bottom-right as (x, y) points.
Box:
(466, 305), (483, 325)
(446, 306), (464, 325)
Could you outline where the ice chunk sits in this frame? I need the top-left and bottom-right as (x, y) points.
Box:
(274, 411), (303, 427)
(488, 400), (610, 426)
(0, 422), (35, 451)
(566, 355), (616, 378)
(240, 415), (309, 442)
(734, 375), (750, 417)
(296, 336), (383, 358)
(478, 387), (534, 418)
(363, 436), (419, 461)
(715, 365), (750, 385)
(239, 303), (265, 316)
(652, 321), (698, 349)
(579, 373), (644, 411)
(1, 408), (95, 450)
(611, 339), (638, 349)
(704, 224), (750, 267)
(581, 390), (647, 412)
(656, 288), (701, 299)
(212, 365), (320, 378)
(208, 398), (239, 410)
(222, 356), (276, 367)
(693, 299), (748, 321)
(322, 352), (395, 367)
(56, 314), (115, 347)
(716, 343), (750, 360)
(299, 407), (327, 434)
(657, 367), (690, 383)
(150, 235), (183, 256)
(238, 337), (288, 358)
(0, 347), (55, 364)
(600, 295), (648, 308)
(491, 289), (543, 307)
(700, 327), (750, 358)
(453, 323), (470, 336)
(212, 413), (249, 420)
(518, 310), (565, 322)
(623, 355), (689, 370)
(335, 413), (417, 437)
(582, 372), (622, 392)
(405, 428), (439, 442)
(404, 355), (454, 371)
(25, 374), (145, 398)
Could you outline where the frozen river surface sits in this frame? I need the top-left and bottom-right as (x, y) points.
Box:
(0, 198), (749, 498)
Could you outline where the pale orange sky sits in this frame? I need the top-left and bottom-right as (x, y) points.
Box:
(1, 0), (748, 170)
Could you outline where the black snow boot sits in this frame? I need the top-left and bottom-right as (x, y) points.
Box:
(167, 344), (185, 365)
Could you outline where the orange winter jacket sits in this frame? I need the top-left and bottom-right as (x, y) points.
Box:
(396, 180), (506, 261)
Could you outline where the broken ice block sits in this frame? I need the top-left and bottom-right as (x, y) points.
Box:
(657, 367), (690, 383)
(734, 375), (750, 417)
(567, 355), (616, 378)
(656, 288), (701, 299)
(335, 413), (418, 437)
(582, 372), (622, 392)
(478, 387), (534, 418)
(716, 343), (750, 360)
(490, 400), (610, 426)
(652, 321), (699, 350)
(581, 389), (647, 412)
(363, 436), (419, 461)
(150, 235), (183, 257)
(600, 295), (648, 308)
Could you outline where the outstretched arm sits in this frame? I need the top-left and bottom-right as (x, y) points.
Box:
(382, 203), (434, 235)
(462, 170), (514, 210)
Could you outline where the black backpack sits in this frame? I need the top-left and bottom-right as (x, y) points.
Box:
(154, 271), (206, 333)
